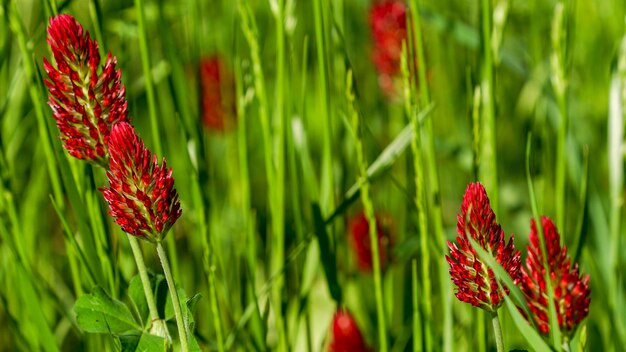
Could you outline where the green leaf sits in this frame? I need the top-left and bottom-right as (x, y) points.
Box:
(74, 286), (141, 334)
(119, 332), (167, 352)
(466, 237), (552, 350)
(311, 203), (342, 303)
(128, 275), (150, 327)
(163, 286), (202, 349)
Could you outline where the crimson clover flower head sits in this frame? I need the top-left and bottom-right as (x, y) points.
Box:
(446, 182), (521, 311)
(369, 0), (408, 97)
(200, 55), (236, 131)
(349, 212), (390, 272)
(101, 122), (181, 242)
(328, 309), (370, 352)
(44, 14), (129, 166)
(520, 216), (591, 336)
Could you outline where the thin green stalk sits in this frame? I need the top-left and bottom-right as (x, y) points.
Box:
(551, 0), (568, 231)
(313, 0), (335, 213)
(8, 1), (64, 212)
(205, 250), (225, 352)
(477, 310), (486, 352)
(411, 259), (422, 352)
(347, 70), (388, 352)
(134, 0), (180, 281)
(234, 54), (256, 280)
(134, 0), (162, 157)
(89, 0), (106, 60)
(407, 2), (451, 349)
(239, 3), (287, 349)
(401, 43), (431, 351)
(480, 0), (499, 212)
(156, 241), (189, 352)
(128, 236), (169, 340)
(271, 0), (287, 349)
(492, 311), (504, 352)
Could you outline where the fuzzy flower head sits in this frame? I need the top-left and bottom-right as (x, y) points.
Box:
(349, 212), (391, 272)
(369, 0), (408, 97)
(446, 182), (521, 311)
(44, 14), (129, 166)
(327, 310), (370, 352)
(520, 217), (591, 336)
(101, 122), (181, 242)
(200, 55), (236, 131)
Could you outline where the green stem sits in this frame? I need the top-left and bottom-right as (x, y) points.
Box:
(400, 42), (431, 351)
(411, 259), (422, 352)
(407, 2), (451, 349)
(272, 0), (287, 349)
(492, 311), (504, 352)
(313, 0), (335, 213)
(480, 0), (499, 212)
(128, 236), (169, 340)
(347, 71), (388, 352)
(204, 251), (225, 352)
(134, 0), (180, 284)
(551, 0), (568, 232)
(134, 0), (162, 156)
(156, 241), (189, 352)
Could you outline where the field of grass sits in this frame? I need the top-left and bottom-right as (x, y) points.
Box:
(1, 0), (625, 351)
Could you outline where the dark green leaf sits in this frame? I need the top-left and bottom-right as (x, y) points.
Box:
(311, 203), (342, 303)
(128, 275), (150, 327)
(119, 331), (167, 352)
(74, 286), (140, 334)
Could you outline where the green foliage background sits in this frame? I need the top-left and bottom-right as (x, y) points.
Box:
(0, 0), (625, 350)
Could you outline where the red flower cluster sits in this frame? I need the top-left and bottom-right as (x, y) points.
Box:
(446, 182), (521, 311)
(200, 55), (236, 131)
(349, 212), (390, 272)
(369, 0), (408, 96)
(44, 14), (129, 166)
(520, 217), (591, 335)
(328, 310), (370, 352)
(100, 122), (182, 242)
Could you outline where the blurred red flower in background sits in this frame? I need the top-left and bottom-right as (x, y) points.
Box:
(369, 0), (408, 97)
(44, 14), (129, 166)
(327, 309), (370, 352)
(199, 55), (236, 131)
(520, 217), (591, 335)
(349, 212), (391, 272)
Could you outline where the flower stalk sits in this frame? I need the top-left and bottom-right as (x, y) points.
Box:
(157, 241), (189, 352)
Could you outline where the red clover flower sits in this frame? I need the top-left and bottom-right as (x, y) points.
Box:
(328, 310), (370, 352)
(200, 55), (236, 131)
(446, 182), (521, 311)
(369, 0), (408, 97)
(349, 212), (390, 272)
(100, 122), (181, 242)
(520, 217), (591, 335)
(44, 14), (129, 166)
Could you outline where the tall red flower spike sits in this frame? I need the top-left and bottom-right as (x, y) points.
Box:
(44, 14), (129, 166)
(101, 122), (181, 242)
(446, 182), (521, 311)
(369, 0), (408, 97)
(520, 217), (591, 335)
(328, 310), (370, 352)
(199, 55), (236, 131)
(349, 212), (390, 272)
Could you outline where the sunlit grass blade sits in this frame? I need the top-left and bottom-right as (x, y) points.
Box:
(467, 236), (552, 351)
